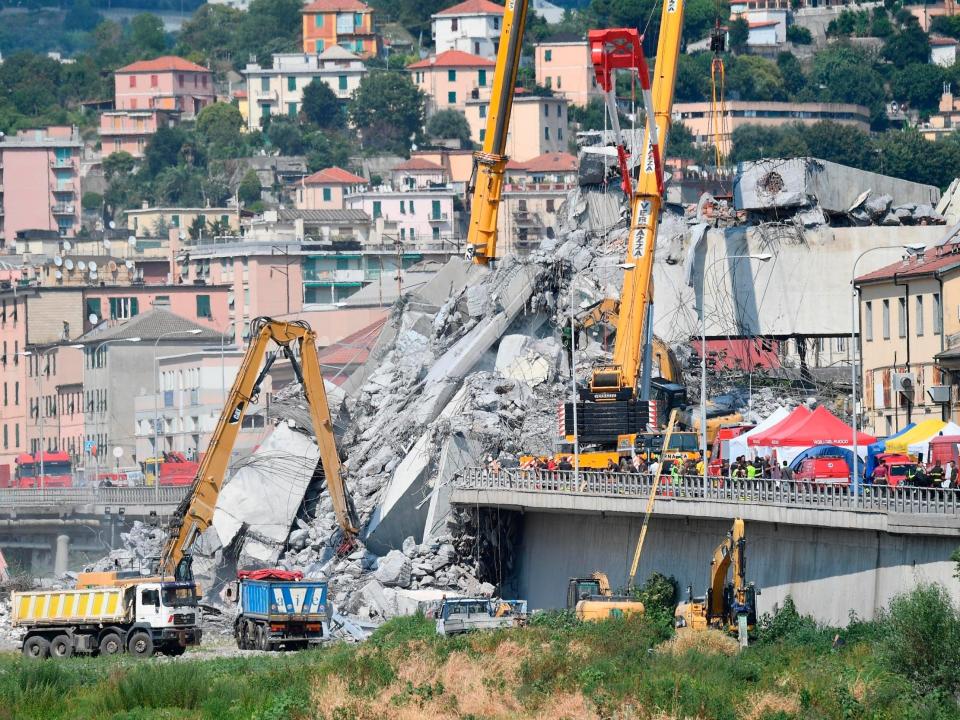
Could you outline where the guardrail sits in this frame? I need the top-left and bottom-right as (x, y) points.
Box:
(455, 467), (960, 515)
(0, 486), (189, 509)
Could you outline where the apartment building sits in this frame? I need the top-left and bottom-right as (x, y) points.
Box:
(921, 87), (960, 141)
(498, 152), (577, 255)
(0, 126), (82, 243)
(408, 50), (494, 115)
(296, 166), (368, 210)
(124, 206), (242, 237)
(114, 56), (215, 119)
(391, 158), (447, 190)
(432, 0), (504, 59)
(465, 94), (569, 162)
(243, 48), (367, 130)
(855, 245), (960, 437)
(302, 0), (379, 58)
(345, 187), (457, 246)
(674, 101), (871, 155)
(534, 38), (600, 107)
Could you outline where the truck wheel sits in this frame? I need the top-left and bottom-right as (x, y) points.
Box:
(50, 635), (74, 658)
(22, 636), (50, 659)
(256, 625), (269, 651)
(99, 632), (123, 656)
(127, 631), (154, 658)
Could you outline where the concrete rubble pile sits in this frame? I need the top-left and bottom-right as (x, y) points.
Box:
(87, 520), (165, 574)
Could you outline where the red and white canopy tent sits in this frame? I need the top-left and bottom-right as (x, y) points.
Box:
(747, 406), (876, 463)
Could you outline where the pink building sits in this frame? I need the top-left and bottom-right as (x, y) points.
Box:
(99, 110), (175, 158)
(534, 38), (601, 107)
(345, 189), (457, 245)
(114, 56), (215, 118)
(408, 50), (494, 114)
(391, 158), (447, 190)
(296, 166), (368, 210)
(0, 293), (28, 473)
(0, 126), (82, 244)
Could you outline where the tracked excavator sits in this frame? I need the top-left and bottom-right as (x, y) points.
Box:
(566, 572), (645, 621)
(78, 318), (359, 591)
(675, 519), (758, 645)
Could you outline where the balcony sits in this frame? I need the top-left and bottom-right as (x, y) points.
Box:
(427, 212), (449, 223)
(53, 186), (75, 196)
(512, 211), (544, 228)
(304, 268), (365, 283)
(52, 204), (75, 215)
(253, 88), (278, 102)
(50, 158), (74, 169)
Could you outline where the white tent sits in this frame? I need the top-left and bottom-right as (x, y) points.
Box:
(908, 421), (960, 457)
(727, 406), (790, 461)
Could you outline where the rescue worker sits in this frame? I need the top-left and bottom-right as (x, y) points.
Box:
(930, 461), (946, 488)
(871, 458), (888, 486)
(948, 460), (958, 488)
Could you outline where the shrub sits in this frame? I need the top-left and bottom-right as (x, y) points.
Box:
(755, 596), (826, 646)
(880, 583), (960, 696)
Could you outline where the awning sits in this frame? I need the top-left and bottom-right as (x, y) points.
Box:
(751, 406), (875, 447)
(747, 406), (811, 447)
(884, 418), (946, 454)
(906, 420), (960, 456)
(728, 406), (790, 459)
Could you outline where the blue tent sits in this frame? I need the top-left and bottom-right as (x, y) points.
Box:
(789, 445), (864, 480)
(864, 423), (915, 479)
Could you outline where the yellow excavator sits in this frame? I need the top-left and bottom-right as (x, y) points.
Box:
(79, 318), (358, 589)
(675, 519), (758, 643)
(566, 571), (645, 621)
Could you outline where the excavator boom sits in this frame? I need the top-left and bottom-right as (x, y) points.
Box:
(160, 318), (358, 581)
(466, 0), (530, 264)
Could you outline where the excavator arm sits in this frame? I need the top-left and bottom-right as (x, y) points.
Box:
(466, 0), (530, 265)
(707, 519), (739, 620)
(160, 318), (358, 582)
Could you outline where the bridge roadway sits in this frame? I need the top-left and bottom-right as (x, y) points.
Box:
(450, 468), (960, 624)
(0, 487), (189, 575)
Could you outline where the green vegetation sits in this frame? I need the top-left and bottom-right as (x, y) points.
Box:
(3, 584), (959, 719)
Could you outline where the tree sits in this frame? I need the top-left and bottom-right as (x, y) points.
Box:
(103, 152), (136, 181)
(82, 192), (104, 212)
(786, 25), (812, 44)
(426, 109), (472, 147)
(144, 127), (188, 177)
(130, 14), (168, 56)
(882, 18), (930, 66)
(809, 43), (886, 125)
(931, 14), (960, 40)
(726, 55), (788, 102)
(305, 130), (356, 171)
(799, 122), (877, 170)
(196, 102), (245, 153)
(891, 64), (944, 113)
(348, 71), (426, 155)
(64, 0), (102, 32)
(728, 17), (749, 53)
(238, 169), (263, 205)
(776, 52), (805, 96)
(187, 214), (206, 241)
(154, 164), (203, 206)
(301, 78), (343, 129)
(265, 119), (305, 155)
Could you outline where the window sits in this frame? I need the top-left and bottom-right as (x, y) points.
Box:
(171, 215), (180, 227)
(409, 200), (415, 213)
(557, 75), (562, 89)
(221, 214), (229, 225)
(545, 76), (552, 89)
(400, 228), (406, 241)
(474, 41), (480, 54)
(898, 297), (906, 338)
(2, 383), (5, 406)
(478, 69), (487, 86)
(14, 382), (19, 406)
(315, 40), (324, 52)
(373, 201), (382, 218)
(355, 40), (363, 52)
(451, 18), (459, 31)
(544, 104), (549, 117)
(323, 187), (332, 202)
(354, 12), (362, 26)
(546, 199), (555, 212)
(202, 75), (208, 88)
(432, 226), (440, 240)
(338, 74), (347, 91)
(2, 425), (6, 450)
(15, 425), (18, 448)
(545, 49), (553, 62)
(494, 17), (500, 29)
(261, 77), (270, 91)
(448, 69), (457, 82)
(129, 75), (136, 88)
(130, 98), (138, 110)
(85, 298), (102, 323)
(288, 103), (298, 118)
(178, 74), (185, 88)
(141, 589), (160, 608)
(882, 299), (890, 340)
(287, 76), (297, 91)
(480, 129), (486, 142)
(315, 13), (323, 27)
(448, 91), (456, 104)
(196, 294), (212, 319)
(544, 127), (550, 140)
(557, 104), (562, 117)
(934, 293), (943, 334)
(479, 104), (487, 118)
(916, 295), (924, 336)
(400, 200), (406, 214)
(432, 199), (441, 219)
(558, 127), (564, 141)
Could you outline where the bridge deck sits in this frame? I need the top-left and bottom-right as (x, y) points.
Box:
(451, 468), (960, 536)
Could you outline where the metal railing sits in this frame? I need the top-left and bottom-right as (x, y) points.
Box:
(0, 485), (189, 509)
(455, 467), (960, 515)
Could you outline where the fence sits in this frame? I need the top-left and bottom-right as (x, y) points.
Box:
(455, 467), (960, 515)
(0, 485), (189, 509)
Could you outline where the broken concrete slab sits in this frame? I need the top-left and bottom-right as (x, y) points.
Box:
(374, 550), (412, 588)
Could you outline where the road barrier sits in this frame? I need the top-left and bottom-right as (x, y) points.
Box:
(0, 486), (189, 509)
(456, 467), (960, 515)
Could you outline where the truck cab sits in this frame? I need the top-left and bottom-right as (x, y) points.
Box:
(794, 456), (850, 487)
(130, 581), (201, 656)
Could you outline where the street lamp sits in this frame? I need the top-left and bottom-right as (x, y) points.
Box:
(700, 253), (772, 489)
(87, 337), (141, 484)
(153, 329), (202, 498)
(850, 243), (926, 500)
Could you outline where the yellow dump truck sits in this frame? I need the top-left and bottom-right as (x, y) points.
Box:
(12, 581), (201, 658)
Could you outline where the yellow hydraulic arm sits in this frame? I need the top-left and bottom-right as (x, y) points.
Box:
(160, 318), (358, 582)
(708, 518), (746, 620)
(590, 0), (685, 396)
(466, 0), (530, 265)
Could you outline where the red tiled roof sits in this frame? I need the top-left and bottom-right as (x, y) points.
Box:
(748, 20), (779, 28)
(234, 90), (248, 99)
(317, 318), (386, 368)
(513, 152), (578, 173)
(436, 0), (504, 15)
(931, 36), (959, 46)
(303, 166), (367, 185)
(303, 0), (371, 11)
(407, 50), (495, 70)
(855, 244), (960, 283)
(117, 56), (210, 73)
(394, 157), (444, 171)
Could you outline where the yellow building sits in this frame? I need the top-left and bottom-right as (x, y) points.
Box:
(855, 244), (960, 437)
(465, 93), (569, 163)
(534, 37), (601, 107)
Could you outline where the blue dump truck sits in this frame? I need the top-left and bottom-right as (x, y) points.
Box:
(231, 570), (329, 651)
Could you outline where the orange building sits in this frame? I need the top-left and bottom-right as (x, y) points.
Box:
(302, 0), (379, 59)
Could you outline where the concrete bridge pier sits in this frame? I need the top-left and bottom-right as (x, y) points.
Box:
(54, 534), (70, 577)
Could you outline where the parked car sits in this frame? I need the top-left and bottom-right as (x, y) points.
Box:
(794, 456), (850, 487)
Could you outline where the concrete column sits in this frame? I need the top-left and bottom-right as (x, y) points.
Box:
(54, 534), (70, 576)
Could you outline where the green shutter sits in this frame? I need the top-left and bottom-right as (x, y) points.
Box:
(448, 91), (456, 104)
(288, 103), (298, 118)
(448, 69), (456, 81)
(130, 297), (139, 316)
(315, 14), (323, 27)
(323, 187), (332, 202)
(339, 74), (348, 90)
(85, 298), (101, 320)
(196, 294), (211, 319)
(287, 76), (296, 91)
(478, 69), (486, 86)
(373, 201), (381, 218)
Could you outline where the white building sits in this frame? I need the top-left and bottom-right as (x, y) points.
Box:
(532, 0), (565, 24)
(432, 0), (505, 60)
(931, 37), (959, 67)
(207, 0), (251, 8)
(747, 19), (781, 46)
(243, 47), (367, 130)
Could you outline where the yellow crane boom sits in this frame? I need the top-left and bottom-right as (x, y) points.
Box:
(160, 318), (358, 582)
(466, 0), (530, 265)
